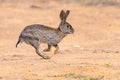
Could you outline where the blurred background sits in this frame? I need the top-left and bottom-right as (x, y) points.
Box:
(0, 0), (120, 80)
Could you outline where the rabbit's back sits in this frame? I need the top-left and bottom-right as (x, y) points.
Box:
(20, 24), (65, 45)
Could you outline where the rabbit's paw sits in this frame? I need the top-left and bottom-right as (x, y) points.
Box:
(43, 49), (50, 52)
(42, 55), (51, 59)
(54, 50), (62, 54)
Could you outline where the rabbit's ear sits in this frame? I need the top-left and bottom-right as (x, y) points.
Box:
(65, 10), (70, 19)
(60, 10), (66, 21)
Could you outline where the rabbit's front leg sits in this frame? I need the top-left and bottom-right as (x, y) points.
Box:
(53, 44), (59, 54)
(43, 44), (51, 52)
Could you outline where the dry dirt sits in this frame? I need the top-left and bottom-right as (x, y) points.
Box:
(0, 0), (120, 80)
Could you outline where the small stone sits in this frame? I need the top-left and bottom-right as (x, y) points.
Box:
(0, 77), (2, 79)
(93, 50), (97, 53)
(115, 51), (119, 53)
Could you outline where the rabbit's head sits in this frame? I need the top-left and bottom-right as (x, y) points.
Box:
(58, 10), (74, 34)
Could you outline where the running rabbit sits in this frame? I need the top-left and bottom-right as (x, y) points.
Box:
(16, 10), (74, 59)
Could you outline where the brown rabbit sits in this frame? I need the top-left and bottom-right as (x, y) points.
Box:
(16, 10), (74, 59)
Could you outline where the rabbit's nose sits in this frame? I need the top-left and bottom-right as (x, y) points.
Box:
(72, 28), (75, 33)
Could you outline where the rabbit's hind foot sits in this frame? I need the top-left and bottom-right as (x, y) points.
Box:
(41, 54), (51, 59)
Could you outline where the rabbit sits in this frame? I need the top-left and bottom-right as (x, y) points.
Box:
(16, 10), (74, 59)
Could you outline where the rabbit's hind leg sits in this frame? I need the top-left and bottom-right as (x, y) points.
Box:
(29, 39), (50, 59)
(43, 44), (51, 52)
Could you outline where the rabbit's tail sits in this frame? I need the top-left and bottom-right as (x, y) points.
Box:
(16, 36), (22, 48)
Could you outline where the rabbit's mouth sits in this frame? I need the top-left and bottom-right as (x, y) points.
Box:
(65, 31), (74, 34)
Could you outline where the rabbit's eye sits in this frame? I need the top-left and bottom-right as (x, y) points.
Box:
(67, 25), (70, 28)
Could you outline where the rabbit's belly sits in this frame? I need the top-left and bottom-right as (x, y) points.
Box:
(39, 37), (61, 45)
(37, 31), (64, 45)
